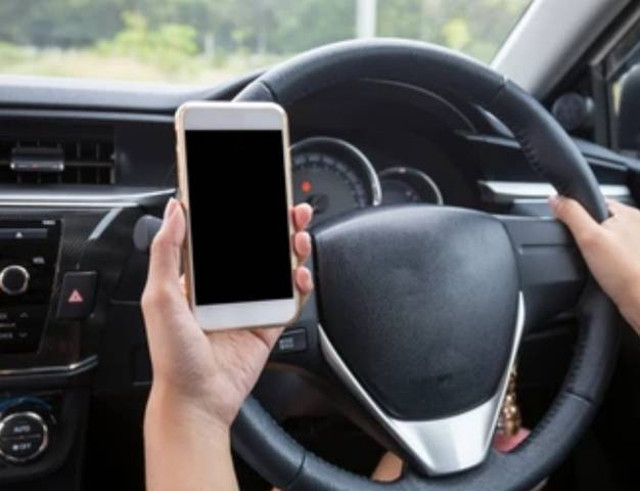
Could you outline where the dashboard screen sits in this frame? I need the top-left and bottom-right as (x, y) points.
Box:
(185, 129), (293, 305)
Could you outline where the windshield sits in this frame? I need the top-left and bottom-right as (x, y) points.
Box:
(0, 0), (531, 85)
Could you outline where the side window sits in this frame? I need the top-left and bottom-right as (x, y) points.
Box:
(601, 21), (640, 156)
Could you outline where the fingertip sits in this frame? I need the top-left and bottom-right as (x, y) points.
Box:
(294, 231), (312, 261)
(548, 194), (574, 220)
(294, 203), (313, 230)
(163, 197), (178, 219)
(548, 194), (602, 247)
(164, 199), (187, 246)
(548, 194), (565, 215)
(295, 267), (314, 295)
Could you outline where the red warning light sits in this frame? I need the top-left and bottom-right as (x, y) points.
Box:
(301, 180), (312, 193)
(68, 289), (84, 304)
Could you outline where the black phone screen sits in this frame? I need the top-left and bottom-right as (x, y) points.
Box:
(185, 129), (293, 305)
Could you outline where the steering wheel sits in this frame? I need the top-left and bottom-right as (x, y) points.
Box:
(231, 39), (620, 490)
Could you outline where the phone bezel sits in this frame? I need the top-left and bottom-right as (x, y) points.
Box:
(175, 101), (299, 331)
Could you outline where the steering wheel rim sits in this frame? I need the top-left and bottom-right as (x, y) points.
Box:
(232, 39), (620, 490)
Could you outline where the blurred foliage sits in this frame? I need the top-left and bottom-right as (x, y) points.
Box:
(95, 12), (200, 75)
(377, 0), (529, 61)
(0, 0), (530, 84)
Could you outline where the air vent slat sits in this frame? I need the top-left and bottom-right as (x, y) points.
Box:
(0, 136), (115, 185)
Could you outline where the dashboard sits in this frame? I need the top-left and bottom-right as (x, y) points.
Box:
(0, 74), (636, 490)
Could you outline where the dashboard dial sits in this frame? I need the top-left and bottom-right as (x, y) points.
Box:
(291, 137), (380, 226)
(379, 167), (443, 205)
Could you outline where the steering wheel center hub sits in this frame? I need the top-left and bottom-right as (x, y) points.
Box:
(314, 205), (520, 420)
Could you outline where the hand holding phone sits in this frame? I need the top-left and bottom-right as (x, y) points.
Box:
(175, 101), (300, 331)
(142, 199), (313, 491)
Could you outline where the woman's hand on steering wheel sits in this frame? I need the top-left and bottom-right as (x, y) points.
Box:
(551, 196), (640, 335)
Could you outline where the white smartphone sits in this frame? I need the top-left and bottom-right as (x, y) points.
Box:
(175, 101), (300, 331)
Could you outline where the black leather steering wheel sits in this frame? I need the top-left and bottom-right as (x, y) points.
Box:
(231, 39), (620, 490)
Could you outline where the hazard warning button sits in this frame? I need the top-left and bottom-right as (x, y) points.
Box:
(56, 271), (98, 320)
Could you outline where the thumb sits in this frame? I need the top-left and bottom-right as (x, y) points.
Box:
(549, 195), (601, 246)
(142, 200), (202, 371)
(145, 198), (186, 300)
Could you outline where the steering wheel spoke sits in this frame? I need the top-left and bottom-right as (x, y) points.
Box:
(319, 292), (525, 476)
(496, 214), (587, 329)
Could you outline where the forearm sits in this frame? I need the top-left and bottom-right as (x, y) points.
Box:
(144, 386), (238, 491)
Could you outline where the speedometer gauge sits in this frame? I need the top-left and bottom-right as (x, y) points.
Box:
(379, 167), (443, 205)
(291, 137), (381, 226)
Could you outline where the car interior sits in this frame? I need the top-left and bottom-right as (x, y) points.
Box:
(2, 0), (640, 490)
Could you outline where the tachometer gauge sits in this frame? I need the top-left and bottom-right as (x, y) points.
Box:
(291, 137), (381, 226)
(379, 167), (443, 205)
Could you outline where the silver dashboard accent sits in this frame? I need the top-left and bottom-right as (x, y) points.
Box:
(319, 292), (525, 476)
(0, 411), (49, 463)
(0, 201), (139, 209)
(0, 355), (98, 377)
(88, 208), (122, 241)
(0, 187), (174, 208)
(480, 180), (630, 201)
(291, 136), (382, 207)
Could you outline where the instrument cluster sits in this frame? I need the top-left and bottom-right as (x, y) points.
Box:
(291, 136), (443, 226)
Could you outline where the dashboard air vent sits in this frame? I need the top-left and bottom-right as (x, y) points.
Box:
(0, 137), (115, 185)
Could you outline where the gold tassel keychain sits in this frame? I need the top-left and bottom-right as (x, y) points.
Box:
(496, 365), (522, 437)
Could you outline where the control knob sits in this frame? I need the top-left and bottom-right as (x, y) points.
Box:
(0, 412), (48, 463)
(0, 265), (30, 296)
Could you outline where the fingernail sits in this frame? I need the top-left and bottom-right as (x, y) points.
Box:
(164, 198), (177, 220)
(548, 195), (559, 208)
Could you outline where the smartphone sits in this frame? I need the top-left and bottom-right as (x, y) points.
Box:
(175, 101), (299, 331)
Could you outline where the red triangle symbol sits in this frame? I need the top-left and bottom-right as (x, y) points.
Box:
(68, 289), (84, 304)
